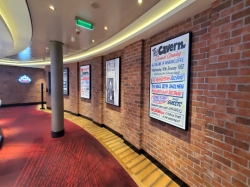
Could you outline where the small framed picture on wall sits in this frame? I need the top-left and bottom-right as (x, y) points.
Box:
(63, 68), (69, 95)
(105, 58), (120, 106)
(80, 65), (91, 99)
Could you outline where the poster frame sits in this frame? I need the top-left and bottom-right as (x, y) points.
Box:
(80, 65), (91, 99)
(148, 32), (192, 131)
(105, 57), (121, 107)
(63, 68), (69, 96)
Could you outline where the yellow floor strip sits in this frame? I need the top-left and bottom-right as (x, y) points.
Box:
(38, 106), (180, 187)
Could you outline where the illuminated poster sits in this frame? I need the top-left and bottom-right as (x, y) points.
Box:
(149, 32), (191, 130)
(80, 65), (90, 99)
(63, 68), (69, 95)
(106, 58), (120, 106)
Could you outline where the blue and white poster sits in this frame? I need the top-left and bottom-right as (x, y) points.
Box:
(80, 65), (90, 99)
(149, 32), (191, 130)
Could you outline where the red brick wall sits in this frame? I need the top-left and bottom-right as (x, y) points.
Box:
(204, 1), (250, 187)
(79, 57), (103, 124)
(142, 8), (211, 187)
(45, 63), (78, 114)
(0, 65), (46, 105)
(122, 40), (143, 149)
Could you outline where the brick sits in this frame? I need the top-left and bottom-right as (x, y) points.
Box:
(232, 177), (248, 187)
(216, 98), (234, 106)
(206, 77), (227, 83)
(215, 112), (234, 122)
(235, 132), (250, 142)
(228, 91), (250, 100)
(233, 147), (250, 160)
(221, 1), (244, 17)
(217, 84), (236, 91)
(213, 167), (230, 181)
(232, 7), (250, 21)
(238, 85), (250, 92)
(231, 42), (250, 53)
(239, 68), (250, 75)
(214, 139), (232, 152)
(233, 163), (250, 178)
(237, 100), (250, 108)
(225, 137), (249, 151)
(230, 59), (250, 68)
(211, 16), (230, 28)
(232, 25), (250, 37)
(222, 19), (244, 33)
(226, 122), (250, 134)
(218, 69), (238, 76)
(223, 165), (247, 183)
(227, 107), (250, 117)
(228, 76), (250, 83)
(245, 16), (250, 24)
(242, 49), (250, 58)
(211, 0), (232, 14)
(219, 37), (241, 47)
(218, 53), (240, 62)
(214, 126), (234, 137)
(210, 47), (230, 56)
(236, 116), (250, 126)
(213, 153), (231, 167)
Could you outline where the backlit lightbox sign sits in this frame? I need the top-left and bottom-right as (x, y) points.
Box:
(19, 75), (32, 83)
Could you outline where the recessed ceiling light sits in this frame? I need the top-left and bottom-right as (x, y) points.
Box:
(46, 47), (49, 52)
(49, 5), (55, 10)
(104, 26), (108, 30)
(138, 0), (142, 4)
(92, 40), (95, 43)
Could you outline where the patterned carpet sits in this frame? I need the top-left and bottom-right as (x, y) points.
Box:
(0, 106), (137, 187)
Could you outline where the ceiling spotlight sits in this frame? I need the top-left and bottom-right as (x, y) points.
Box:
(49, 5), (55, 10)
(71, 37), (75, 42)
(138, 0), (142, 4)
(76, 28), (81, 34)
(104, 26), (108, 30)
(92, 40), (95, 43)
(46, 47), (49, 52)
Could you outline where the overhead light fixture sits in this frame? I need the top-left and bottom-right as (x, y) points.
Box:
(92, 40), (95, 43)
(46, 47), (49, 52)
(104, 26), (108, 30)
(71, 37), (75, 42)
(138, 0), (142, 4)
(49, 5), (55, 10)
(75, 17), (93, 30)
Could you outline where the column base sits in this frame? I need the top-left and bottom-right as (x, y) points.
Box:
(51, 129), (64, 138)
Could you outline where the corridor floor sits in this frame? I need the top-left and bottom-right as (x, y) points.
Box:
(0, 106), (137, 187)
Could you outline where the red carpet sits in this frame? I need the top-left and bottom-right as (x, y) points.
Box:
(0, 106), (137, 187)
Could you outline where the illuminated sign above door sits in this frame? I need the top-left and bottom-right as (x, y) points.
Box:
(19, 75), (32, 83)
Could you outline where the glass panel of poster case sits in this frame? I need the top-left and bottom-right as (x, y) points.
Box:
(63, 68), (69, 95)
(149, 32), (192, 130)
(106, 58), (120, 106)
(80, 65), (91, 99)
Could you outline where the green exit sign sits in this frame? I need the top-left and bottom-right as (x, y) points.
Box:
(75, 17), (93, 30)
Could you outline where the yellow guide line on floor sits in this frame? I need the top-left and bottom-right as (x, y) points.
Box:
(39, 106), (179, 187)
